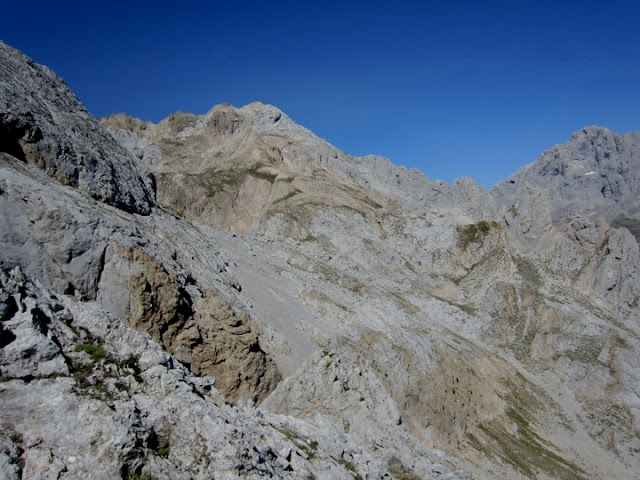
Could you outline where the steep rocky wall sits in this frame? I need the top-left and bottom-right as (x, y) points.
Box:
(101, 245), (281, 404)
(0, 155), (110, 300)
(0, 41), (155, 215)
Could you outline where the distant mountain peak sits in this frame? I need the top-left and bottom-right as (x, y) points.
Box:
(492, 125), (640, 227)
(570, 125), (614, 139)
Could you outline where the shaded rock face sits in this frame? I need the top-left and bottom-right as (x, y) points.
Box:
(0, 41), (155, 214)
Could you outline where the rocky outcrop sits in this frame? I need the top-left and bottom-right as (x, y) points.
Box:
(102, 104), (386, 236)
(101, 103), (496, 240)
(102, 245), (281, 403)
(0, 41), (155, 214)
(0, 266), (368, 480)
(0, 154), (110, 300)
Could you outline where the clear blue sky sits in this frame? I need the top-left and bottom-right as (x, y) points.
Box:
(3, 0), (639, 188)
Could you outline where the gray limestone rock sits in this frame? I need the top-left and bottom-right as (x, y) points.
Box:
(493, 126), (640, 230)
(0, 156), (112, 299)
(0, 41), (155, 215)
(0, 266), (363, 479)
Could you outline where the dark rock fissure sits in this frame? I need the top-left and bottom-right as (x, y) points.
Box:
(0, 114), (27, 161)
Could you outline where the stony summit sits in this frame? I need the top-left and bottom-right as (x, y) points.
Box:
(1, 40), (639, 479)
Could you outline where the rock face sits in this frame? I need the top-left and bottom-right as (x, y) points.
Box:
(492, 126), (640, 237)
(0, 266), (359, 479)
(109, 245), (282, 403)
(2, 40), (640, 480)
(0, 41), (155, 215)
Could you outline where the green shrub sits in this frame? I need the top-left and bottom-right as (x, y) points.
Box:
(457, 220), (497, 250)
(157, 443), (170, 458)
(154, 435), (170, 458)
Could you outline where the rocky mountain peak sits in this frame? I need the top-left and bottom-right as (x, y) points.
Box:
(492, 124), (640, 232)
(569, 124), (614, 140)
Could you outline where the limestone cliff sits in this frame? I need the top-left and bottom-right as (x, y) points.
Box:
(0, 42), (155, 215)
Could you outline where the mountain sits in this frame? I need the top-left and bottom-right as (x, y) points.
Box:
(1, 40), (639, 480)
(493, 126), (640, 239)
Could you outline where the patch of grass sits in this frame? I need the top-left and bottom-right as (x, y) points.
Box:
(128, 474), (154, 480)
(160, 138), (183, 146)
(467, 371), (587, 479)
(275, 426), (299, 442)
(561, 337), (606, 365)
(432, 293), (477, 317)
(150, 434), (170, 458)
(71, 361), (94, 383)
(475, 406), (586, 479)
(338, 458), (357, 473)
(388, 464), (421, 480)
(457, 220), (498, 250)
(275, 427), (319, 459)
(74, 343), (106, 361)
(247, 164), (278, 183)
(403, 259), (417, 273)
(193, 168), (245, 192)
(387, 290), (421, 315)
(157, 443), (170, 458)
(273, 189), (300, 203)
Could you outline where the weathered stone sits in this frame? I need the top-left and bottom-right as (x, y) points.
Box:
(98, 244), (281, 404)
(0, 41), (155, 214)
